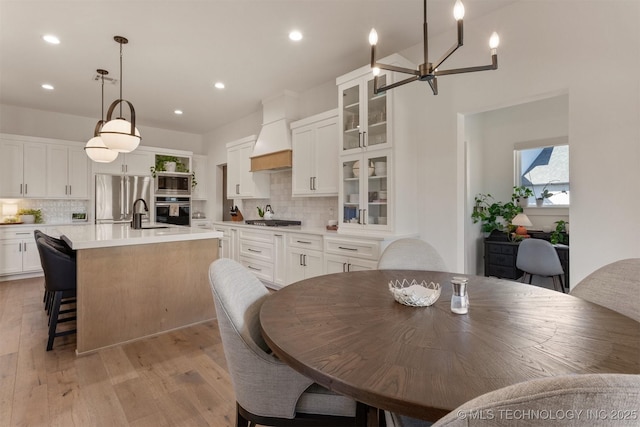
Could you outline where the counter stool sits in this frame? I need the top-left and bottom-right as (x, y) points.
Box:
(34, 230), (75, 316)
(35, 236), (77, 351)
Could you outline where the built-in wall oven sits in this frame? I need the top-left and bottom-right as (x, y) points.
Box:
(155, 196), (191, 226)
(155, 172), (191, 196)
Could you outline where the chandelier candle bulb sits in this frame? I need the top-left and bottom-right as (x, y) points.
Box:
(453, 0), (465, 20)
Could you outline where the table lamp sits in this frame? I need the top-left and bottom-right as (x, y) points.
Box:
(2, 204), (18, 222)
(511, 213), (532, 237)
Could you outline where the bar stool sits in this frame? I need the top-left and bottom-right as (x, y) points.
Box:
(34, 230), (75, 316)
(35, 236), (77, 351)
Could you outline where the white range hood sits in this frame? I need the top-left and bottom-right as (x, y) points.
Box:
(251, 91), (299, 172)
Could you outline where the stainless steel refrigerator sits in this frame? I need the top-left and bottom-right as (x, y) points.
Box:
(95, 174), (152, 224)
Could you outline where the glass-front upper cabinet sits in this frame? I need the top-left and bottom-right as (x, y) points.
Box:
(339, 72), (391, 155)
(340, 150), (391, 231)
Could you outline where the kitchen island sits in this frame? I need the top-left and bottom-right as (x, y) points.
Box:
(54, 223), (222, 355)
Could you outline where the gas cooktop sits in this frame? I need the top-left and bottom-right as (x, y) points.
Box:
(245, 219), (302, 227)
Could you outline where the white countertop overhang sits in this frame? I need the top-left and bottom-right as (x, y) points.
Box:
(54, 223), (223, 250)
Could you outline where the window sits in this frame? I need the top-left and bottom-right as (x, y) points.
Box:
(514, 138), (569, 206)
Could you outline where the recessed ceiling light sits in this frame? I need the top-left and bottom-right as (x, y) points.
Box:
(289, 30), (303, 41)
(41, 83), (54, 90)
(42, 35), (60, 44)
(214, 82), (225, 89)
(174, 110), (183, 115)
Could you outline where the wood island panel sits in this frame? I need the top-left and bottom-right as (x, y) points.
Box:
(76, 238), (218, 354)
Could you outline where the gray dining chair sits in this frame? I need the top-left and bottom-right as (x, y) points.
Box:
(432, 374), (640, 426)
(570, 258), (640, 322)
(515, 238), (565, 293)
(378, 238), (447, 271)
(208, 258), (367, 427)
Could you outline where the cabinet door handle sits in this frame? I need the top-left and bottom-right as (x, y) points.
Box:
(338, 246), (358, 252)
(247, 248), (262, 253)
(358, 132), (363, 148)
(23, 242), (27, 251)
(25, 184), (28, 194)
(342, 262), (347, 272)
(347, 263), (352, 272)
(68, 185), (71, 195)
(362, 131), (367, 147)
(303, 254), (307, 267)
(309, 177), (313, 191)
(20, 184), (23, 195)
(18, 243), (22, 252)
(313, 177), (317, 190)
(236, 184), (240, 195)
(296, 240), (311, 244)
(299, 254), (303, 266)
(16, 232), (30, 235)
(247, 265), (262, 272)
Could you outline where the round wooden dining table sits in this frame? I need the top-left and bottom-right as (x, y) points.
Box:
(260, 270), (640, 422)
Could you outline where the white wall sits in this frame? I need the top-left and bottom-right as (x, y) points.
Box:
(0, 104), (204, 153)
(399, 0), (640, 285)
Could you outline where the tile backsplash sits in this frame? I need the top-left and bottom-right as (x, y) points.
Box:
(12, 199), (90, 224)
(237, 170), (338, 228)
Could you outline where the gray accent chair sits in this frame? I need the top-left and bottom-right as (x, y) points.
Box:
(378, 238), (447, 271)
(432, 374), (640, 426)
(208, 258), (367, 427)
(570, 258), (640, 322)
(515, 238), (565, 293)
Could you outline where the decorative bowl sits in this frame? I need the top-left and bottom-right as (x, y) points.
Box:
(352, 160), (374, 177)
(389, 279), (441, 307)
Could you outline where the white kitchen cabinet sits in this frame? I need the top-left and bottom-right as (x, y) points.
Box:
(323, 235), (381, 274)
(226, 136), (270, 199)
(291, 110), (339, 197)
(286, 233), (324, 285)
(338, 70), (392, 155)
(336, 54), (420, 235)
(215, 225), (238, 261)
(93, 150), (154, 176)
(191, 154), (207, 200)
(340, 150), (392, 231)
(238, 228), (275, 284)
(47, 144), (89, 198)
(0, 138), (47, 198)
(325, 254), (377, 274)
(0, 227), (42, 276)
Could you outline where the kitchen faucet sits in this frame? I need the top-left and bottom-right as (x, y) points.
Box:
(131, 198), (148, 229)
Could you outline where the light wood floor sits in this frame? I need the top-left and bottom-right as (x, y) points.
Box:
(0, 277), (238, 427)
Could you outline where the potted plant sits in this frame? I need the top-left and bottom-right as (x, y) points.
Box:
(150, 155), (189, 177)
(550, 220), (569, 245)
(471, 194), (521, 235)
(512, 185), (534, 208)
(17, 208), (43, 224)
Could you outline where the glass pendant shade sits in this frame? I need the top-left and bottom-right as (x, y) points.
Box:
(100, 117), (141, 153)
(85, 135), (119, 163)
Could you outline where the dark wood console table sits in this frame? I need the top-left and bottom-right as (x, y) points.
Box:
(484, 233), (569, 289)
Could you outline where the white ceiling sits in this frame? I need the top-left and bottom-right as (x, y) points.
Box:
(0, 0), (515, 135)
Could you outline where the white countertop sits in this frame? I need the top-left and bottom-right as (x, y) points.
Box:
(54, 223), (223, 250)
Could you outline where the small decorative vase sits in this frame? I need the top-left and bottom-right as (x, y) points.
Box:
(535, 198), (544, 207)
(164, 161), (177, 172)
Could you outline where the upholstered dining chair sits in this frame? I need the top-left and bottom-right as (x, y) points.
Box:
(208, 258), (367, 427)
(378, 238), (447, 271)
(35, 236), (77, 351)
(515, 238), (565, 293)
(570, 258), (640, 322)
(431, 374), (640, 426)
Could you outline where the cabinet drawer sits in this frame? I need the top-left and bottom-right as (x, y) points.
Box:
(488, 253), (514, 267)
(239, 228), (274, 244)
(239, 240), (273, 262)
(324, 237), (379, 261)
(239, 256), (274, 283)
(288, 233), (323, 251)
(0, 228), (37, 240)
(488, 244), (517, 255)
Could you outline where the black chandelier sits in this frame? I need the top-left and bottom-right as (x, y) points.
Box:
(369, 0), (500, 95)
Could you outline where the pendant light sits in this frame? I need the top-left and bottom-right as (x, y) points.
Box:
(369, 0), (500, 95)
(85, 69), (119, 163)
(100, 36), (141, 153)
